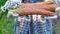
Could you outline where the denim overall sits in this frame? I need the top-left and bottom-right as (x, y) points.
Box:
(14, 0), (53, 34)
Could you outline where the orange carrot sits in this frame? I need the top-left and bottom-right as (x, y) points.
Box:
(17, 8), (55, 16)
(19, 4), (60, 11)
(17, 2), (60, 16)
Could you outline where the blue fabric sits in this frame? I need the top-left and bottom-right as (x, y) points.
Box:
(14, 16), (53, 34)
(14, 0), (53, 34)
(14, 16), (31, 34)
(31, 0), (43, 3)
(14, 16), (20, 34)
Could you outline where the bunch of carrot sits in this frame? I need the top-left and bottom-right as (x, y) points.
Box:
(17, 1), (60, 16)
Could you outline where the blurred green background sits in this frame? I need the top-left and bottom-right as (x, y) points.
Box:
(0, 0), (14, 34)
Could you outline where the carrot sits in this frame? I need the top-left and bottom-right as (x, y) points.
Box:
(17, 2), (60, 16)
(17, 8), (55, 16)
(34, 1), (53, 5)
(19, 3), (60, 11)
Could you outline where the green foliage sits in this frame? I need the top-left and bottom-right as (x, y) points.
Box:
(3, 17), (14, 34)
(0, 9), (14, 34)
(0, 0), (7, 7)
(0, 10), (8, 34)
(0, 0), (14, 34)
